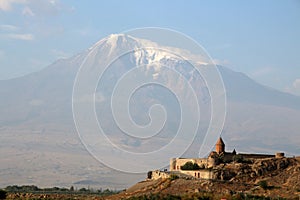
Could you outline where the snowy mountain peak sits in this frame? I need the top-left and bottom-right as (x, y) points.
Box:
(88, 34), (182, 66)
(86, 33), (212, 74)
(104, 33), (160, 50)
(105, 34), (134, 46)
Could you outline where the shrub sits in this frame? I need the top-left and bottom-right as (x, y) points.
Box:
(258, 180), (268, 190)
(233, 155), (244, 163)
(169, 174), (179, 180)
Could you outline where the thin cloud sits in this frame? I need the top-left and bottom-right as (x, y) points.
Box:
(25, 0), (62, 16)
(51, 49), (70, 59)
(1, 23), (33, 41)
(22, 6), (35, 16)
(250, 67), (274, 77)
(285, 78), (300, 96)
(0, 0), (63, 16)
(0, 24), (19, 31)
(0, 0), (27, 11)
(212, 58), (230, 66)
(293, 79), (300, 89)
(1, 0), (71, 40)
(7, 33), (34, 40)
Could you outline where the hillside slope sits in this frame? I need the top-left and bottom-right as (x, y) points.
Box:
(107, 157), (300, 199)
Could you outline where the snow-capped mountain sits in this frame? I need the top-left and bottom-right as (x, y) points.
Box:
(0, 34), (299, 188)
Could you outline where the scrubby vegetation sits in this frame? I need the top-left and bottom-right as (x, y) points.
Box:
(125, 194), (182, 200)
(169, 174), (179, 180)
(3, 184), (118, 195)
(124, 192), (286, 200)
(258, 180), (268, 190)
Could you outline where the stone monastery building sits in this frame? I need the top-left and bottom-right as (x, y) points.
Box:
(150, 137), (285, 180)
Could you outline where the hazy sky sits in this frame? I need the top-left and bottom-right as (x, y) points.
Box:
(0, 0), (299, 95)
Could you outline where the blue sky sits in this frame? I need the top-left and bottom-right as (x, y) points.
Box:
(0, 0), (300, 95)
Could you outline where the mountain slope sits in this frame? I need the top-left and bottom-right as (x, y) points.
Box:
(219, 66), (300, 110)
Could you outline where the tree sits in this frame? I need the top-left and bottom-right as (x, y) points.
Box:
(79, 187), (89, 192)
(180, 162), (200, 170)
(0, 190), (7, 199)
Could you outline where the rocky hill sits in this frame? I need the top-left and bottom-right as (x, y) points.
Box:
(106, 157), (300, 199)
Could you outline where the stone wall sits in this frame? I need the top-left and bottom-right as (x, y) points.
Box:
(150, 169), (215, 180)
(150, 170), (170, 180)
(180, 169), (214, 179)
